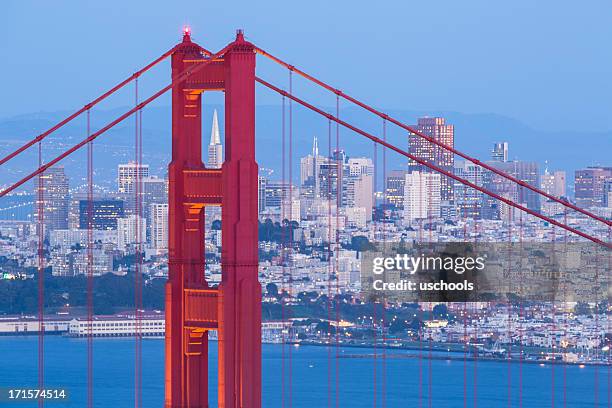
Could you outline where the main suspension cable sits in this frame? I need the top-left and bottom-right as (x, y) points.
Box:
(255, 76), (611, 248)
(0, 47), (175, 168)
(254, 47), (611, 227)
(0, 45), (232, 199)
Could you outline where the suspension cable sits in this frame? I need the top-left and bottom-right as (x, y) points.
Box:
(0, 47), (175, 168)
(255, 76), (611, 249)
(37, 140), (44, 408)
(0, 45), (232, 199)
(134, 77), (143, 408)
(254, 47), (611, 227)
(86, 108), (94, 408)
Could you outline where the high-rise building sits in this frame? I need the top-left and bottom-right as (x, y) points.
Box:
(482, 161), (540, 219)
(150, 203), (169, 251)
(408, 117), (454, 201)
(403, 171), (441, 223)
(141, 176), (167, 219)
(118, 162), (149, 194)
(79, 199), (124, 230)
(344, 157), (374, 220)
(453, 160), (484, 219)
(317, 159), (341, 201)
(257, 176), (267, 213)
(540, 168), (566, 198)
(207, 109), (223, 169)
(491, 142), (509, 162)
(575, 167), (612, 208)
(264, 181), (293, 209)
(347, 158), (374, 178)
(345, 174), (373, 221)
(142, 176), (167, 203)
(603, 179), (612, 208)
(117, 215), (146, 251)
(280, 197), (301, 222)
(300, 137), (322, 199)
(34, 166), (70, 233)
(385, 170), (407, 209)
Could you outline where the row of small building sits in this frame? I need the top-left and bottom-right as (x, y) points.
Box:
(0, 313), (290, 343)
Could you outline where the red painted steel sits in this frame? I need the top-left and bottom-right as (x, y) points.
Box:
(255, 76), (611, 249)
(254, 47), (612, 228)
(0, 45), (230, 200)
(165, 30), (261, 408)
(2, 32), (609, 408)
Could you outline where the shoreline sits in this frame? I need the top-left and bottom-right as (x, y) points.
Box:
(3, 333), (607, 367)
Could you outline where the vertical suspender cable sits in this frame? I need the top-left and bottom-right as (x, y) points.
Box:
(463, 185), (468, 408)
(86, 108), (94, 408)
(288, 69), (294, 408)
(594, 214), (600, 407)
(507, 205), (513, 408)
(372, 134), (378, 408)
(134, 77), (143, 408)
(328, 117), (333, 408)
(281, 93), (287, 408)
(551, 218), (556, 407)
(381, 118), (387, 408)
(334, 94), (340, 408)
(472, 191), (478, 408)
(427, 130), (433, 408)
(563, 208), (568, 408)
(519, 206), (524, 408)
(604, 226), (612, 407)
(37, 140), (44, 408)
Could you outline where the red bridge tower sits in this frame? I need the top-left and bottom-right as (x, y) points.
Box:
(165, 29), (261, 408)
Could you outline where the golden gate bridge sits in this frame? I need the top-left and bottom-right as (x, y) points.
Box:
(0, 28), (610, 408)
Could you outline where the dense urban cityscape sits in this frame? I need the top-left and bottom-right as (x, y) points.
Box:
(1, 110), (611, 365)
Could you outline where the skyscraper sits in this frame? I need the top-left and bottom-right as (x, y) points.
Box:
(540, 167), (566, 198)
(117, 215), (147, 251)
(482, 160), (540, 218)
(141, 176), (167, 220)
(603, 179), (612, 208)
(385, 170), (408, 209)
(347, 157), (374, 178)
(34, 166), (70, 233)
(150, 203), (169, 251)
(345, 174), (374, 221)
(491, 142), (509, 162)
(257, 176), (267, 213)
(207, 109), (223, 169)
(403, 171), (441, 223)
(118, 162), (149, 194)
(575, 167), (612, 208)
(454, 160), (484, 219)
(408, 117), (454, 201)
(79, 199), (124, 230)
(344, 157), (374, 221)
(263, 180), (293, 208)
(300, 136), (321, 198)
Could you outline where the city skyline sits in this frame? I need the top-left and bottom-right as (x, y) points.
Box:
(0, 14), (610, 407)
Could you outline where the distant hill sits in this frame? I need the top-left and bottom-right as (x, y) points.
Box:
(0, 105), (610, 195)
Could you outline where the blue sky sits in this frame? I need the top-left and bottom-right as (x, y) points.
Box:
(2, 0), (611, 132)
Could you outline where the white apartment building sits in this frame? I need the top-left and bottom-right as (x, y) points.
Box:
(118, 162), (149, 194)
(403, 171), (441, 223)
(117, 215), (147, 251)
(150, 203), (168, 251)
